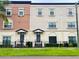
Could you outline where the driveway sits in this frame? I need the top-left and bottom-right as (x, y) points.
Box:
(0, 56), (79, 59)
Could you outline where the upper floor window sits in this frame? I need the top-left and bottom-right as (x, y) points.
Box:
(18, 8), (24, 16)
(68, 8), (73, 16)
(49, 9), (55, 16)
(3, 19), (13, 30)
(48, 22), (56, 29)
(68, 22), (76, 29)
(37, 8), (43, 16)
(6, 9), (12, 16)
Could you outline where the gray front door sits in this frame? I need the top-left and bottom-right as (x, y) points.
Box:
(20, 32), (24, 42)
(19, 32), (25, 47)
(36, 32), (41, 42)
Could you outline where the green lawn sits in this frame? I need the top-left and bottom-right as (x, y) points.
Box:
(0, 48), (79, 56)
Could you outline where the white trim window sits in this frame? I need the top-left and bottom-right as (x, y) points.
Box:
(68, 22), (76, 29)
(49, 9), (55, 16)
(3, 36), (11, 46)
(4, 22), (12, 30)
(68, 36), (76, 44)
(37, 8), (43, 16)
(6, 8), (12, 16)
(3, 20), (13, 30)
(18, 8), (24, 16)
(48, 22), (56, 29)
(68, 8), (73, 16)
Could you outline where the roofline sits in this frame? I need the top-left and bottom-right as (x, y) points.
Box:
(9, 1), (31, 4)
(1, 1), (79, 5)
(31, 3), (76, 5)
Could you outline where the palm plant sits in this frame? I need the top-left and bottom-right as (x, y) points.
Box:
(0, 0), (9, 23)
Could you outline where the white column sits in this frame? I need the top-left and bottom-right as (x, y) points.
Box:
(42, 41), (45, 47)
(32, 41), (35, 47)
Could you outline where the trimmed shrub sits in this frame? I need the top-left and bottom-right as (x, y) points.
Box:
(63, 43), (68, 47)
(73, 43), (77, 47)
(2, 45), (13, 48)
(58, 44), (64, 47)
(0, 45), (3, 48)
(45, 44), (58, 47)
(26, 42), (32, 48)
(69, 43), (77, 47)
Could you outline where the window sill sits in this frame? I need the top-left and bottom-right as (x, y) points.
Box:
(67, 15), (74, 17)
(48, 28), (57, 29)
(37, 15), (43, 17)
(3, 28), (13, 30)
(49, 15), (55, 17)
(18, 15), (24, 17)
(67, 28), (76, 29)
(6, 15), (12, 17)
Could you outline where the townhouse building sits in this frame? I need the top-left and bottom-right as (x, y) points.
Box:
(0, 1), (78, 47)
(0, 1), (31, 47)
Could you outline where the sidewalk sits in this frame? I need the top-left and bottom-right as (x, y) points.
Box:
(0, 56), (79, 59)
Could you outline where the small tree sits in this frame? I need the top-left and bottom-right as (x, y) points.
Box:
(0, 0), (9, 23)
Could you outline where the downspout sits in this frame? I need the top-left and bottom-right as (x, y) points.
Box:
(75, 2), (79, 47)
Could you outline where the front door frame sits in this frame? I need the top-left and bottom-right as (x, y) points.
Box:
(33, 29), (44, 47)
(16, 29), (27, 48)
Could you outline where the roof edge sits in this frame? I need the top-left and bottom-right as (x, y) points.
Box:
(1, 1), (79, 5)
(9, 1), (31, 4)
(31, 3), (78, 5)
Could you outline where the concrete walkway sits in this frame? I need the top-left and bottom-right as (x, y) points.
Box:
(0, 56), (79, 59)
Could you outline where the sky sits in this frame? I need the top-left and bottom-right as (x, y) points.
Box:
(9, 0), (79, 3)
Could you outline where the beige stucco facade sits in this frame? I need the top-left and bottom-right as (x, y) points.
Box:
(30, 5), (77, 47)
